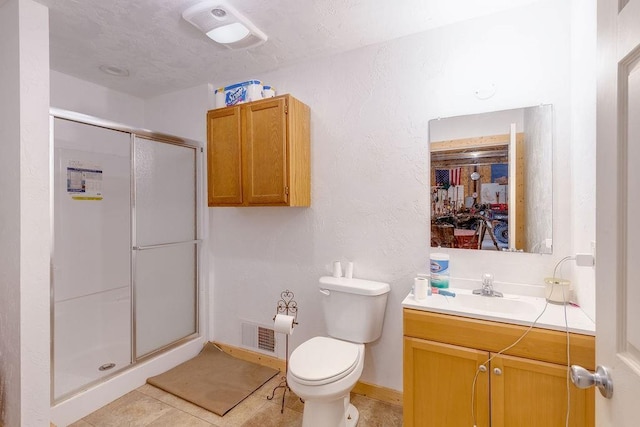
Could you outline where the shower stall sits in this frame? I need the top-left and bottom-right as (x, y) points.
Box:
(50, 109), (202, 403)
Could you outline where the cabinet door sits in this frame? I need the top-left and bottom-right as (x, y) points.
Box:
(207, 106), (243, 206)
(404, 337), (490, 427)
(491, 354), (594, 427)
(243, 97), (289, 205)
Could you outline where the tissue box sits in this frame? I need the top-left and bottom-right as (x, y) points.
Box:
(214, 80), (263, 108)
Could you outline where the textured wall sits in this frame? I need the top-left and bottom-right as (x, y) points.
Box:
(0, 2), (22, 424)
(51, 70), (145, 126)
(569, 0), (597, 319)
(209, 0), (594, 392)
(0, 0), (51, 425)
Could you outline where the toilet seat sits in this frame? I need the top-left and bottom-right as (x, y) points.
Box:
(289, 337), (361, 386)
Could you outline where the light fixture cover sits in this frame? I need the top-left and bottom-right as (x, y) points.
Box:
(207, 23), (250, 44)
(182, 0), (267, 49)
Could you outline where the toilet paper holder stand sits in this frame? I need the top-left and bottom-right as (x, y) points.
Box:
(267, 289), (299, 413)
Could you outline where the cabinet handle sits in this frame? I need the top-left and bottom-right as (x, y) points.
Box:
(493, 368), (502, 375)
(478, 365), (487, 373)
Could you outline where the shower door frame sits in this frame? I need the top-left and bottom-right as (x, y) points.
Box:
(49, 108), (203, 404)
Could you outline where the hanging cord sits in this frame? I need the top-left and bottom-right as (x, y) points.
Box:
(552, 256), (574, 427)
(470, 255), (575, 427)
(470, 299), (550, 427)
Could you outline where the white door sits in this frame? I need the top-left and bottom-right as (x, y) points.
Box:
(596, 0), (640, 424)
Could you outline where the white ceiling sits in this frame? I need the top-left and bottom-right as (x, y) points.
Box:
(36, 0), (540, 99)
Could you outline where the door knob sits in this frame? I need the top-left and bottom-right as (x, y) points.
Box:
(570, 365), (613, 398)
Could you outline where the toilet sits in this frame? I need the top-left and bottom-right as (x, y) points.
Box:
(287, 276), (390, 427)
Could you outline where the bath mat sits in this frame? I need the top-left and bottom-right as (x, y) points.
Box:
(147, 342), (278, 416)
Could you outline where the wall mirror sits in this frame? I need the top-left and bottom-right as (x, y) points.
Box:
(429, 105), (553, 254)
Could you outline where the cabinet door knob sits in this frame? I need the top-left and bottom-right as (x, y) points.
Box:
(493, 367), (502, 375)
(478, 365), (487, 373)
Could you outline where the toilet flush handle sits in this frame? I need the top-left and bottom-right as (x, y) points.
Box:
(319, 288), (331, 296)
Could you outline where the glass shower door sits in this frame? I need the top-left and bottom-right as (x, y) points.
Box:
(133, 136), (198, 358)
(52, 118), (132, 400)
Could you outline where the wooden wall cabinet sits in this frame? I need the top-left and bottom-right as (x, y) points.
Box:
(403, 309), (595, 427)
(206, 94), (310, 207)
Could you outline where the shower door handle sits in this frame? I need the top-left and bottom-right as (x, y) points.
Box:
(134, 239), (200, 250)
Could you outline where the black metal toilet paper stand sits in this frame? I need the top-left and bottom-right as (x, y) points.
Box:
(267, 289), (299, 413)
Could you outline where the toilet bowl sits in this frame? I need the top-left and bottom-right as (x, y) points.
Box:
(287, 336), (365, 427)
(287, 276), (390, 426)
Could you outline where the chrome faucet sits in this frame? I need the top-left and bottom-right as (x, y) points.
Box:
(473, 273), (503, 297)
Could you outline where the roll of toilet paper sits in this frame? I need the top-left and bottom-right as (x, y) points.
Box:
(414, 277), (429, 300)
(332, 261), (343, 278)
(274, 314), (295, 335)
(345, 262), (354, 279)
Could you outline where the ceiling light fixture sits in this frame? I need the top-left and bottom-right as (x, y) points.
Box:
(182, 1), (267, 49)
(98, 64), (130, 77)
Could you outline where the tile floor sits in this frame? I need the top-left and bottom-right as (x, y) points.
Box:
(68, 374), (403, 427)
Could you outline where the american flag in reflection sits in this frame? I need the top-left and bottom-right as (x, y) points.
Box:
(435, 169), (449, 186)
(449, 168), (461, 186)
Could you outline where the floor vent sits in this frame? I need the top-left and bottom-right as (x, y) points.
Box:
(241, 322), (276, 353)
(258, 326), (276, 352)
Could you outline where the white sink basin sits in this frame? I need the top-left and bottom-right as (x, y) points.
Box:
(402, 286), (596, 335)
(451, 293), (538, 316)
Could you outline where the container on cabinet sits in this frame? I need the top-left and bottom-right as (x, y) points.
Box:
(262, 85), (276, 98)
(214, 80), (263, 108)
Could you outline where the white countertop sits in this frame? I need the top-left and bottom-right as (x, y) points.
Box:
(402, 287), (595, 336)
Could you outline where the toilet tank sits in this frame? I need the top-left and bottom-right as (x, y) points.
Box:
(318, 276), (391, 343)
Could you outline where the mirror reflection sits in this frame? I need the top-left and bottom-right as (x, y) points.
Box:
(429, 105), (553, 253)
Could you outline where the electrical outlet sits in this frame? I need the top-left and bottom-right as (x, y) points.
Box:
(576, 253), (595, 267)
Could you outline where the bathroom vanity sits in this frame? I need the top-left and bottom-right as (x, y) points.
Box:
(402, 289), (595, 427)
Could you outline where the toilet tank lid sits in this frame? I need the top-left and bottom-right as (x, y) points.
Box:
(319, 276), (390, 296)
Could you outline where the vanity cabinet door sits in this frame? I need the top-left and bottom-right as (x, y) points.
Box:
(403, 337), (490, 427)
(490, 354), (594, 427)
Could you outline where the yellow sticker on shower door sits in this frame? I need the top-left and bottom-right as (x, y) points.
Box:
(67, 160), (103, 200)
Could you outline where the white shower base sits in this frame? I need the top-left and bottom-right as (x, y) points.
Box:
(50, 336), (204, 426)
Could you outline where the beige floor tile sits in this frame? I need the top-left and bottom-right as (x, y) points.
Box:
(76, 381), (402, 427)
(83, 390), (173, 427)
(213, 394), (273, 427)
(139, 384), (274, 427)
(137, 385), (226, 425)
(350, 394), (403, 427)
(67, 420), (93, 427)
(239, 402), (302, 427)
(258, 378), (304, 414)
(146, 408), (215, 427)
(136, 383), (169, 400)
